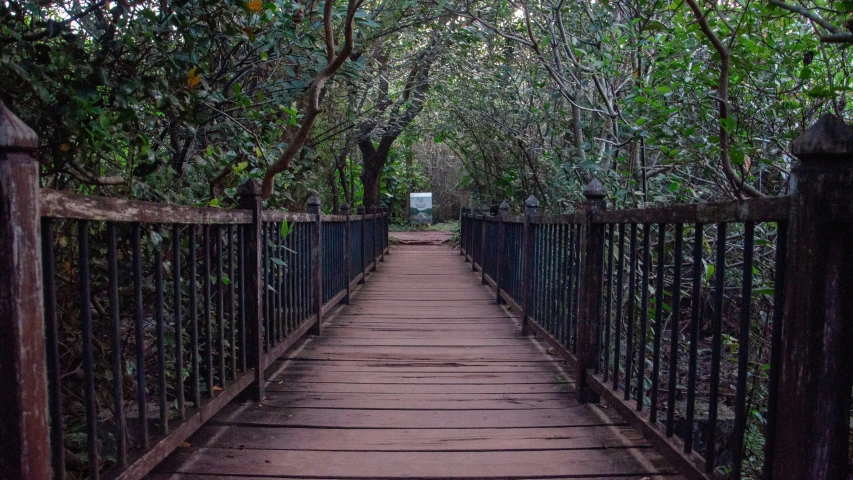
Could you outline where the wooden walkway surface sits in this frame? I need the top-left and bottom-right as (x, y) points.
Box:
(151, 244), (681, 479)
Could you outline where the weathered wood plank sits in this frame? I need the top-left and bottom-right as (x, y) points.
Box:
(40, 189), (252, 224)
(156, 447), (675, 478)
(181, 424), (651, 451)
(155, 242), (681, 479)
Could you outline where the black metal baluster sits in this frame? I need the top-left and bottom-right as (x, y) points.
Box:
(203, 225), (213, 397)
(271, 222), (277, 343)
(238, 225), (247, 370)
(42, 218), (67, 478)
(666, 224), (683, 437)
(685, 223), (703, 453)
(216, 225), (226, 387)
(262, 222), (269, 351)
(228, 225), (236, 378)
(763, 221), (787, 478)
(731, 222), (754, 479)
(650, 223), (666, 422)
(625, 223), (638, 400)
(571, 223), (582, 351)
(603, 224), (615, 382)
(189, 225), (201, 407)
(154, 226), (168, 433)
(132, 222), (149, 448)
(637, 224), (652, 411)
(706, 223), (727, 472)
(79, 221), (99, 479)
(566, 224), (576, 348)
(559, 224), (568, 345)
(613, 223), (626, 391)
(172, 225), (185, 420)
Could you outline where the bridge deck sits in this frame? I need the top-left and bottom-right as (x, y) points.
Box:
(151, 245), (681, 479)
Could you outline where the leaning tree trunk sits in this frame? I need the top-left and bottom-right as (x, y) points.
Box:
(359, 136), (394, 209)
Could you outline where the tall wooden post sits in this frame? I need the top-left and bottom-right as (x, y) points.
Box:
(576, 179), (607, 403)
(495, 200), (509, 304)
(237, 180), (265, 402)
(0, 103), (51, 479)
(308, 193), (322, 336)
(341, 202), (351, 304)
(771, 115), (853, 480)
(521, 195), (539, 336)
(357, 206), (366, 283)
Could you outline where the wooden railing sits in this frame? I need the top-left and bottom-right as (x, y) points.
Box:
(0, 105), (389, 480)
(460, 115), (853, 480)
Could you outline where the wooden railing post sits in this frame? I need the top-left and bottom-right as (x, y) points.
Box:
(342, 202), (351, 304)
(357, 206), (366, 283)
(308, 193), (322, 336)
(480, 205), (488, 284)
(495, 200), (509, 304)
(380, 206), (388, 259)
(461, 207), (469, 258)
(0, 103), (51, 479)
(236, 180), (265, 402)
(472, 206), (482, 272)
(370, 207), (378, 271)
(770, 115), (853, 480)
(459, 207), (468, 256)
(521, 195), (539, 336)
(576, 179), (607, 404)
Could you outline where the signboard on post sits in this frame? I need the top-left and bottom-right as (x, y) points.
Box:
(409, 192), (433, 224)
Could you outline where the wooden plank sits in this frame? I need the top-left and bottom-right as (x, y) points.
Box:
(155, 447), (676, 478)
(39, 189), (252, 224)
(591, 196), (790, 224)
(270, 371), (565, 384)
(258, 391), (574, 410)
(185, 424), (650, 451)
(154, 243), (683, 480)
(208, 404), (616, 429)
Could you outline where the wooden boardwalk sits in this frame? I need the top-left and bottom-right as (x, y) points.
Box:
(151, 245), (681, 479)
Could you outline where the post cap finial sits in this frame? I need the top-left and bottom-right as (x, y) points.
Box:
(0, 102), (38, 150)
(340, 202), (350, 212)
(525, 195), (539, 208)
(237, 179), (262, 196)
(792, 114), (853, 162)
(499, 200), (510, 212)
(583, 178), (606, 199)
(474, 204), (484, 214)
(307, 192), (321, 207)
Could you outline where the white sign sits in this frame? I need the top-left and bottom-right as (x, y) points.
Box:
(409, 192), (433, 224)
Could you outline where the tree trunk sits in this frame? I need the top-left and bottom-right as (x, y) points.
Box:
(359, 136), (394, 208)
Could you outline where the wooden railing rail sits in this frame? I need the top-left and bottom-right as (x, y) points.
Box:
(0, 106), (390, 480)
(460, 116), (853, 480)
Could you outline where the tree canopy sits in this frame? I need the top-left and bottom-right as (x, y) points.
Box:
(2, 0), (851, 215)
